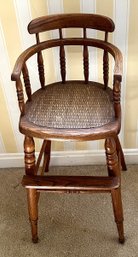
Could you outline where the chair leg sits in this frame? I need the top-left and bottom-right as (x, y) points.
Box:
(40, 140), (51, 174)
(105, 137), (120, 177)
(44, 140), (51, 173)
(27, 188), (38, 243)
(24, 136), (39, 242)
(111, 188), (125, 243)
(24, 136), (36, 175)
(115, 136), (127, 171)
(40, 140), (51, 175)
(105, 137), (125, 243)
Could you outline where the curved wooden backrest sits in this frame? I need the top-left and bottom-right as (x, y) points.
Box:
(28, 13), (115, 34)
(12, 13), (123, 116)
(28, 14), (115, 86)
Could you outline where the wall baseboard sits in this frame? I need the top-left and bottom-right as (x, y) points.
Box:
(0, 149), (138, 168)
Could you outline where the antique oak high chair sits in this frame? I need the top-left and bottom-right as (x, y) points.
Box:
(11, 14), (126, 243)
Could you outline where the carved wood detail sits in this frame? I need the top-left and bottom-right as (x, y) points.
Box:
(22, 63), (32, 101)
(105, 137), (120, 177)
(113, 76), (121, 118)
(24, 136), (35, 175)
(37, 51), (45, 88)
(36, 33), (45, 88)
(105, 137), (124, 243)
(113, 78), (121, 104)
(16, 79), (25, 115)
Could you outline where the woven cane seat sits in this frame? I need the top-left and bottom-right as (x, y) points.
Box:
(24, 81), (114, 130)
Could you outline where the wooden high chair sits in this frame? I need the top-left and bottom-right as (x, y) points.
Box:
(11, 13), (126, 243)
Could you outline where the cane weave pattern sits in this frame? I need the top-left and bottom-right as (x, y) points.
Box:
(25, 81), (115, 129)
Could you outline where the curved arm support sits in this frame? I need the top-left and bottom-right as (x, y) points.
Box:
(113, 75), (122, 118)
(16, 78), (25, 115)
(11, 38), (123, 117)
(11, 38), (123, 81)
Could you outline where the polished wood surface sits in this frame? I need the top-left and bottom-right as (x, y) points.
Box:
(22, 63), (32, 101)
(11, 38), (122, 82)
(27, 188), (38, 243)
(24, 136), (36, 175)
(103, 50), (109, 89)
(28, 13), (115, 34)
(22, 175), (119, 192)
(105, 137), (124, 243)
(11, 13), (126, 244)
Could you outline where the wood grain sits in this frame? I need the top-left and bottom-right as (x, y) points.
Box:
(28, 14), (115, 34)
(22, 175), (120, 192)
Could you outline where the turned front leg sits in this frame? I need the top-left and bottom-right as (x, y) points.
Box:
(27, 188), (38, 243)
(24, 136), (36, 175)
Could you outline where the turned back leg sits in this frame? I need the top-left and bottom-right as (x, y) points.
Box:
(115, 136), (127, 171)
(105, 137), (125, 243)
(111, 187), (125, 243)
(44, 140), (51, 173)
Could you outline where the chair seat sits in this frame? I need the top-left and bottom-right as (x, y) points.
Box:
(20, 80), (118, 140)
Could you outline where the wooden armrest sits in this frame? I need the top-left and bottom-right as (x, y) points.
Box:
(11, 38), (122, 81)
(11, 45), (36, 81)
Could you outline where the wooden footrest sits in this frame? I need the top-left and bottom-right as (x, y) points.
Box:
(22, 175), (119, 193)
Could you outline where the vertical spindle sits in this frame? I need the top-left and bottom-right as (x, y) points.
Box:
(22, 63), (32, 101)
(103, 32), (109, 89)
(83, 28), (89, 84)
(16, 78), (25, 115)
(36, 33), (45, 88)
(59, 28), (66, 83)
(113, 75), (121, 118)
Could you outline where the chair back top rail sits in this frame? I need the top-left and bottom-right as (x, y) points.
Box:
(28, 13), (115, 34)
